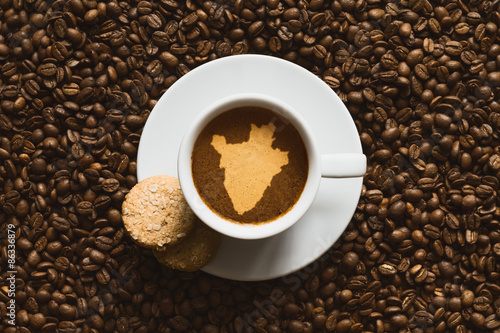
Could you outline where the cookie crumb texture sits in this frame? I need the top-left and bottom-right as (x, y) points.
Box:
(153, 221), (222, 272)
(122, 175), (195, 249)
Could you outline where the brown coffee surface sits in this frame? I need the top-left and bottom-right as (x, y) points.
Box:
(192, 106), (308, 223)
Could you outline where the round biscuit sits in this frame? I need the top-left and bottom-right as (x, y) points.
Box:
(153, 220), (221, 272)
(122, 175), (195, 249)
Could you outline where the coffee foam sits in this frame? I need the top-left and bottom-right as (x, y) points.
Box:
(211, 123), (289, 214)
(192, 106), (308, 223)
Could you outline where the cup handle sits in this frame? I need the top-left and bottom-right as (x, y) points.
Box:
(321, 153), (367, 178)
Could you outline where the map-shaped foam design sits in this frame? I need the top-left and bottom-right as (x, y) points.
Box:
(211, 123), (289, 215)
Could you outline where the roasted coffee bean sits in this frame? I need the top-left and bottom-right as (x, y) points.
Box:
(52, 217), (70, 232)
(54, 257), (70, 272)
(95, 236), (113, 251)
(378, 264), (397, 276)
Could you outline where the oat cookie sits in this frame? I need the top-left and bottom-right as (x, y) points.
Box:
(122, 175), (195, 249)
(153, 220), (222, 272)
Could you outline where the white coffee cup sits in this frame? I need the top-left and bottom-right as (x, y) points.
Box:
(178, 93), (366, 240)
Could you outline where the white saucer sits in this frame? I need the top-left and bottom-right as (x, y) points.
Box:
(137, 55), (363, 281)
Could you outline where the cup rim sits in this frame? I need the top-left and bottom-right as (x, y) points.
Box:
(178, 93), (321, 240)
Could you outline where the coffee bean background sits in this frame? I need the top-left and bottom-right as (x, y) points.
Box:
(1, 0), (500, 332)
